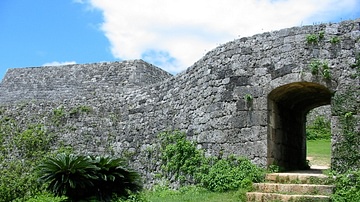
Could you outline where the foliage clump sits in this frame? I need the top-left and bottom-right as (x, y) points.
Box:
(158, 131), (265, 192)
(306, 116), (331, 140)
(197, 156), (264, 192)
(309, 59), (331, 80)
(0, 113), (52, 201)
(331, 87), (360, 173)
(306, 31), (325, 45)
(158, 131), (203, 185)
(331, 170), (360, 201)
(37, 153), (143, 202)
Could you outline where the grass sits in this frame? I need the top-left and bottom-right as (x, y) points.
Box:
(143, 186), (247, 202)
(307, 139), (331, 167)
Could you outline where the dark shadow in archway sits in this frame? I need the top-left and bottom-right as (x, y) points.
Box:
(267, 82), (332, 171)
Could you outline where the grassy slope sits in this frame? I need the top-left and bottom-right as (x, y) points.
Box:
(307, 139), (331, 166)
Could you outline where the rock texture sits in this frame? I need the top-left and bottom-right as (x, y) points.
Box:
(1, 19), (359, 178)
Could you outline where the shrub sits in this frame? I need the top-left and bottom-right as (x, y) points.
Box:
(37, 153), (99, 201)
(331, 170), (360, 201)
(24, 192), (66, 202)
(306, 116), (331, 140)
(91, 156), (143, 201)
(0, 116), (51, 201)
(38, 153), (143, 202)
(0, 160), (41, 202)
(158, 131), (204, 185)
(197, 156), (264, 192)
(158, 131), (265, 192)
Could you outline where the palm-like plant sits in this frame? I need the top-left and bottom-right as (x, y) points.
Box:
(38, 154), (143, 202)
(91, 156), (143, 201)
(37, 153), (99, 201)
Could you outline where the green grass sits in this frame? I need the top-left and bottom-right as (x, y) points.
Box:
(144, 186), (247, 202)
(307, 139), (331, 166)
(29, 187), (249, 202)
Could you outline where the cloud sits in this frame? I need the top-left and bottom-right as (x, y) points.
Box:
(87, 0), (359, 74)
(42, 61), (77, 66)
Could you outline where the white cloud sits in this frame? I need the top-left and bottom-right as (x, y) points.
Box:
(87, 0), (359, 74)
(42, 61), (77, 66)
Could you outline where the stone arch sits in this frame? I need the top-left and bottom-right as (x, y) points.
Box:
(267, 82), (332, 170)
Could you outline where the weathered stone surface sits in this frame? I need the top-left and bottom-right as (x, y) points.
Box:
(0, 19), (359, 180)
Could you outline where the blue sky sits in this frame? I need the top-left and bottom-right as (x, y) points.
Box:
(1, 0), (360, 81)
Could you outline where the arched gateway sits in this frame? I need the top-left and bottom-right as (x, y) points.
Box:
(267, 82), (332, 170)
(0, 19), (359, 177)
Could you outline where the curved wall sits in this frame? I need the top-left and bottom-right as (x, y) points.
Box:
(0, 19), (359, 173)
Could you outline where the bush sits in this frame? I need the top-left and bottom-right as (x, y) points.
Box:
(24, 192), (66, 202)
(158, 131), (265, 192)
(197, 156), (264, 192)
(158, 131), (204, 185)
(331, 170), (360, 201)
(0, 160), (41, 202)
(0, 117), (50, 201)
(306, 116), (331, 140)
(37, 153), (143, 202)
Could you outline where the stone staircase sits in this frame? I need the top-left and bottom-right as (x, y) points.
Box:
(247, 168), (334, 201)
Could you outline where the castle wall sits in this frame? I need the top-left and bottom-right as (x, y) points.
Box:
(0, 19), (359, 176)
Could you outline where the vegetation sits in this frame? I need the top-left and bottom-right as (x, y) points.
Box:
(331, 170), (360, 201)
(306, 116), (331, 140)
(0, 84), (357, 201)
(307, 139), (331, 166)
(330, 36), (340, 44)
(141, 185), (247, 202)
(197, 156), (263, 192)
(309, 59), (331, 80)
(243, 94), (253, 102)
(158, 131), (265, 191)
(37, 153), (142, 201)
(306, 31), (325, 45)
(306, 34), (320, 45)
(331, 87), (360, 173)
(158, 131), (203, 185)
(0, 115), (51, 201)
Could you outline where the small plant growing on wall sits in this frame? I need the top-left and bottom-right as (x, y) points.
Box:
(330, 36), (340, 44)
(306, 31), (325, 45)
(309, 59), (321, 75)
(309, 59), (331, 80)
(243, 94), (254, 110)
(321, 62), (331, 80)
(306, 34), (319, 45)
(243, 94), (253, 102)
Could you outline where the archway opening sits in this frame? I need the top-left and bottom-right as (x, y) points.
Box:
(267, 82), (332, 171)
(306, 105), (332, 168)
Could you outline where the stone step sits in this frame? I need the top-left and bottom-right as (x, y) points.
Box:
(266, 172), (330, 184)
(252, 182), (334, 195)
(246, 192), (331, 202)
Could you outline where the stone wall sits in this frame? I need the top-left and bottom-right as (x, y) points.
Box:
(0, 60), (173, 103)
(1, 18), (359, 176)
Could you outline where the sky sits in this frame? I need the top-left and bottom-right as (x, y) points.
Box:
(1, 0), (360, 81)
